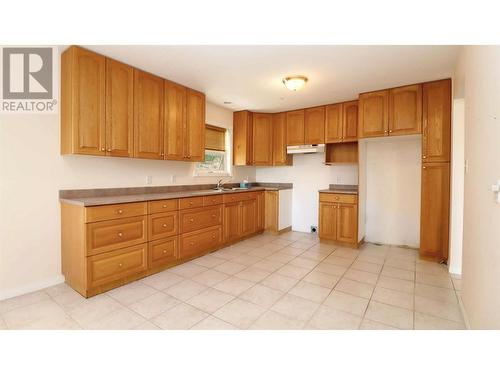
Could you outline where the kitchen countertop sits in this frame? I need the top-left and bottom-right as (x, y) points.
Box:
(318, 184), (358, 195)
(59, 183), (292, 207)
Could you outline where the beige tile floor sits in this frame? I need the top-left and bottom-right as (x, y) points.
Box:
(0, 231), (465, 330)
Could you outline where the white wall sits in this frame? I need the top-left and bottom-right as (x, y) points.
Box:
(363, 135), (421, 247)
(256, 153), (358, 233)
(455, 46), (500, 329)
(0, 101), (255, 300)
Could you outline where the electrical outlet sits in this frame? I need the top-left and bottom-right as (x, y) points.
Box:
(310, 225), (318, 234)
(146, 175), (153, 185)
(336, 176), (341, 183)
(170, 175), (176, 183)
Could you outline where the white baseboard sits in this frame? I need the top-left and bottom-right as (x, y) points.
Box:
(0, 275), (65, 301)
(448, 265), (462, 275)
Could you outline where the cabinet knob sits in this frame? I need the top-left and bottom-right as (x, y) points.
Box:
(422, 155), (427, 159)
(212, 235), (216, 239)
(117, 232), (123, 237)
(160, 153), (164, 156)
(118, 263), (123, 267)
(190, 242), (194, 246)
(107, 149), (111, 152)
(389, 130), (393, 133)
(162, 224), (167, 228)
(101, 148), (105, 151)
(423, 166), (427, 169)
(384, 130), (388, 134)
(163, 250), (167, 254)
(212, 214), (216, 218)
(189, 218), (194, 222)
(189, 202), (194, 205)
(162, 204), (167, 208)
(117, 209), (123, 214)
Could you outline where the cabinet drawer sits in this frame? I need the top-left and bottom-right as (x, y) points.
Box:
(223, 191), (257, 204)
(180, 225), (222, 259)
(149, 237), (179, 269)
(85, 202), (147, 223)
(87, 244), (147, 288)
(148, 199), (179, 214)
(149, 212), (178, 241)
(319, 193), (357, 204)
(86, 216), (147, 256)
(179, 196), (204, 210)
(180, 205), (222, 233)
(203, 194), (223, 207)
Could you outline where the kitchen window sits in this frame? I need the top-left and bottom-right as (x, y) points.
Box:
(193, 125), (231, 177)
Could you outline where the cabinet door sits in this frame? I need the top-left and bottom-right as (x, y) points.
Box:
(336, 203), (358, 244)
(342, 100), (359, 142)
(65, 46), (106, 155)
(164, 81), (187, 160)
(252, 113), (273, 166)
(105, 58), (133, 157)
(304, 106), (325, 144)
(359, 90), (389, 138)
(223, 202), (241, 242)
(389, 84), (422, 136)
(241, 199), (257, 236)
(133, 70), (164, 159)
(420, 162), (450, 260)
(422, 80), (451, 162)
(264, 191), (278, 232)
(256, 191), (265, 231)
(319, 202), (337, 240)
(272, 113), (292, 166)
(325, 103), (343, 143)
(186, 89), (206, 162)
(286, 109), (305, 145)
(233, 111), (253, 166)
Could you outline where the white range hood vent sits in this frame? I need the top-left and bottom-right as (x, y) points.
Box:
(287, 144), (325, 154)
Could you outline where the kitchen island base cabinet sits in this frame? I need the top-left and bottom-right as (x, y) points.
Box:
(318, 193), (358, 247)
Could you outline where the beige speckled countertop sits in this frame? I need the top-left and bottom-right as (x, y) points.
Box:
(318, 184), (358, 195)
(59, 183), (292, 207)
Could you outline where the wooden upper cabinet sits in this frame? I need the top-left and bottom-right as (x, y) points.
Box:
(61, 46), (105, 155)
(420, 162), (450, 260)
(358, 89), (389, 138)
(133, 70), (164, 159)
(304, 106), (325, 144)
(233, 111), (253, 166)
(272, 113), (292, 166)
(422, 79), (451, 162)
(252, 113), (273, 166)
(389, 84), (422, 136)
(286, 109), (305, 145)
(342, 100), (358, 142)
(325, 103), (343, 143)
(105, 58), (133, 157)
(185, 89), (206, 162)
(164, 81), (186, 160)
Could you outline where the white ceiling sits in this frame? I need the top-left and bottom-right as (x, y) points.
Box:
(80, 45), (460, 112)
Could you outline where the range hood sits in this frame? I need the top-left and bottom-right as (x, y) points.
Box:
(287, 144), (325, 154)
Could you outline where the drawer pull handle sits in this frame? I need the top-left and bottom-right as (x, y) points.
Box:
(117, 209), (123, 214)
(189, 218), (194, 223)
(117, 232), (123, 237)
(162, 204), (167, 208)
(118, 263), (123, 267)
(163, 250), (167, 254)
(162, 224), (168, 228)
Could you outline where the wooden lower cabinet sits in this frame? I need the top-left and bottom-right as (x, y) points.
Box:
(180, 225), (222, 259)
(61, 190), (267, 298)
(420, 162), (450, 260)
(87, 244), (148, 289)
(318, 193), (358, 246)
(264, 191), (278, 232)
(149, 237), (178, 269)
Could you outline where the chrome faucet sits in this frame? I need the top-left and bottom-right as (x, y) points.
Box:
(215, 178), (229, 190)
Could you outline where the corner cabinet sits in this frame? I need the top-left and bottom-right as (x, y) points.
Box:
(61, 45), (206, 162)
(318, 193), (358, 246)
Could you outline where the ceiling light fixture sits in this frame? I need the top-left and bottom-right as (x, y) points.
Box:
(282, 76), (308, 91)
